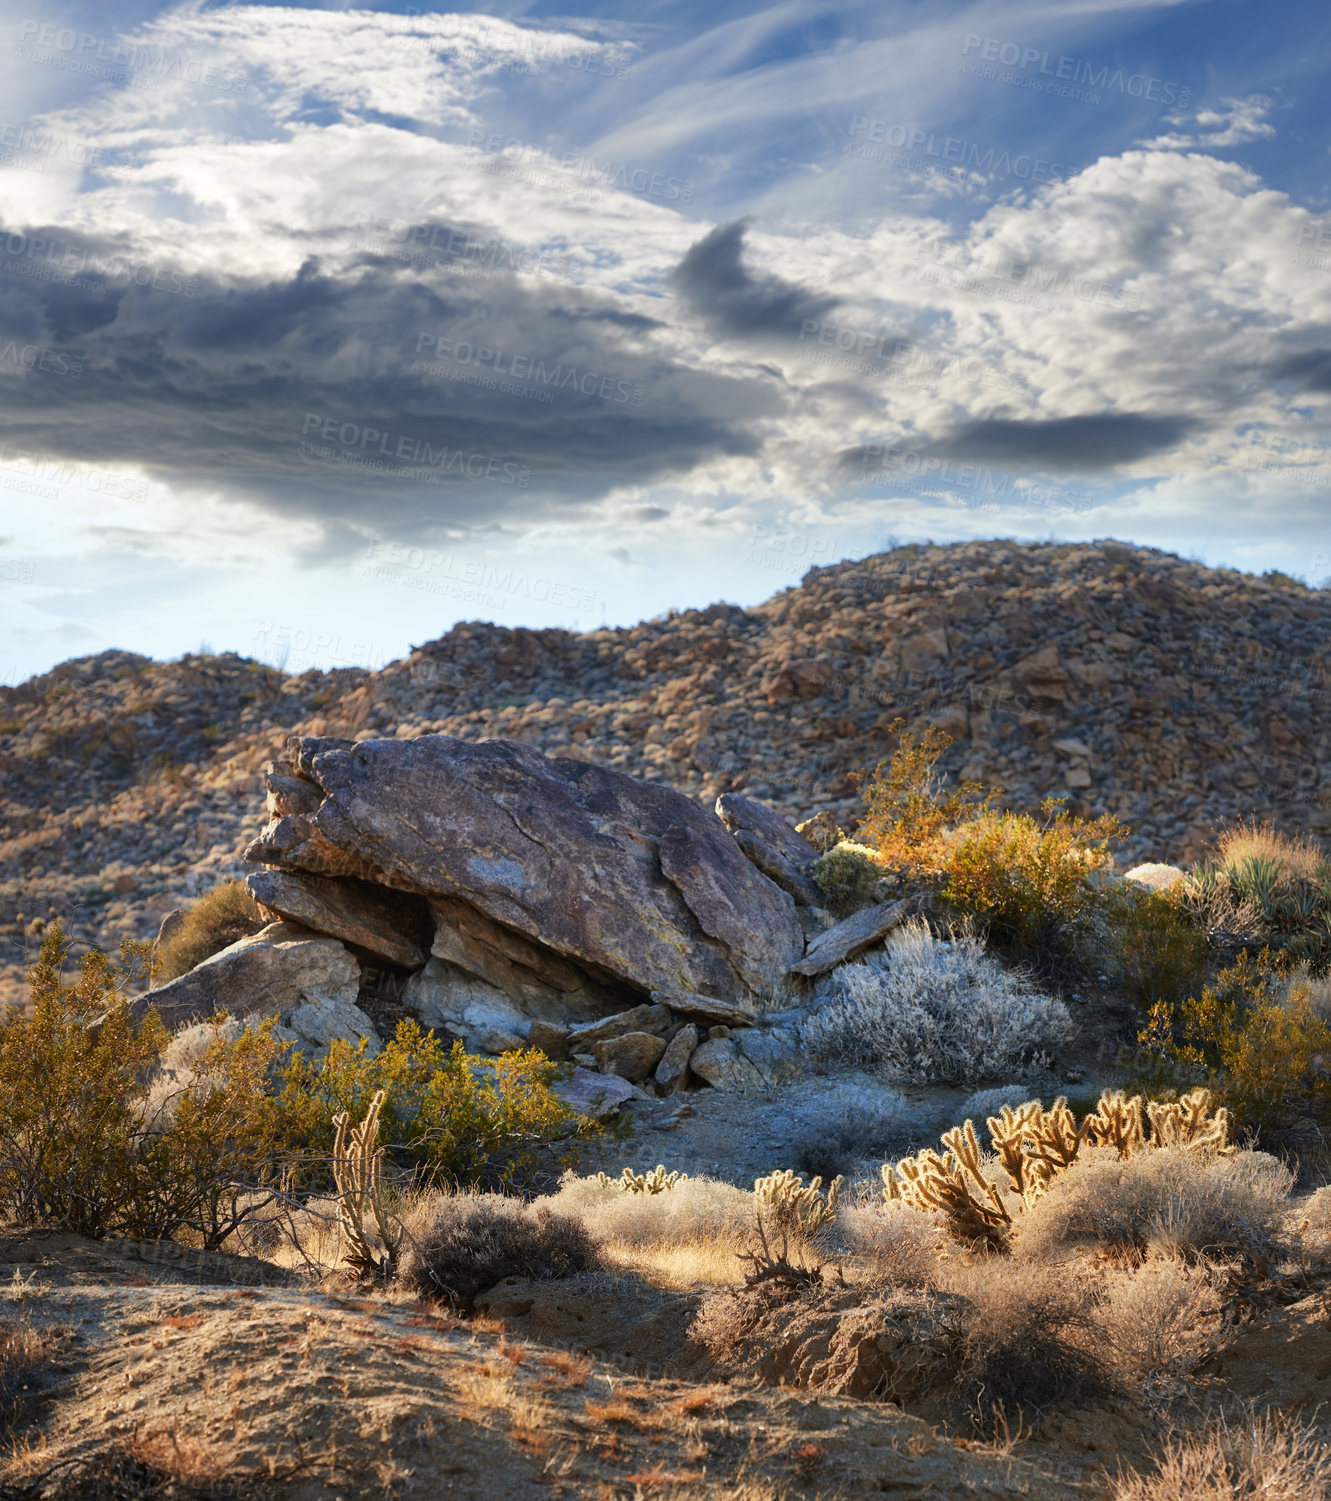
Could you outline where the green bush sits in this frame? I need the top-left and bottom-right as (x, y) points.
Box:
(811, 841), (887, 915)
(848, 725), (1126, 980)
(1138, 948), (1331, 1141)
(157, 879), (267, 980)
(275, 1021), (606, 1193)
(0, 924), (282, 1245)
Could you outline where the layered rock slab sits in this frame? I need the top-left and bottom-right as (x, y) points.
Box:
(245, 735), (805, 1007)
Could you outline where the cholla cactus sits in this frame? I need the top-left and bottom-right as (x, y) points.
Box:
(1146, 1087), (1231, 1152)
(882, 1120), (1011, 1248)
(883, 1086), (1231, 1248)
(331, 1090), (403, 1277)
(754, 1168), (843, 1232)
(596, 1163), (689, 1194)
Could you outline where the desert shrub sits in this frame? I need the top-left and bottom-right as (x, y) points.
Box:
(1012, 1146), (1293, 1265)
(804, 917), (1072, 1085)
(850, 723), (1126, 979)
(548, 1170), (755, 1251)
(1139, 948), (1331, 1140)
(1175, 821), (1331, 969)
(0, 925), (284, 1246)
(1109, 885), (1211, 1008)
(275, 1020), (603, 1192)
(1112, 1411), (1331, 1501)
(396, 1191), (598, 1307)
(790, 1082), (920, 1181)
(156, 879), (266, 981)
(941, 799), (1125, 977)
(839, 1200), (941, 1288)
(945, 1257), (1102, 1426)
(1092, 1255), (1226, 1393)
(810, 841), (888, 915)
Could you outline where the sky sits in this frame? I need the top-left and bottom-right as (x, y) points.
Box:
(2, 0), (1331, 682)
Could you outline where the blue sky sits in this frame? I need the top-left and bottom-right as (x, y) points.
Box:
(3, 0), (1331, 680)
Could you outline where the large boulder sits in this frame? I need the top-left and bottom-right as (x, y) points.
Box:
(790, 898), (914, 977)
(245, 736), (805, 1007)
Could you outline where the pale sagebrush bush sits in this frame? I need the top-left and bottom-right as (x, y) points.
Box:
(1113, 1411), (1331, 1501)
(840, 1200), (942, 1288)
(790, 1081), (921, 1181)
(397, 1191), (597, 1307)
(547, 1171), (755, 1250)
(141, 1016), (247, 1131)
(1012, 1145), (1294, 1264)
(1092, 1256), (1226, 1390)
(804, 918), (1072, 1084)
(957, 1084), (1034, 1123)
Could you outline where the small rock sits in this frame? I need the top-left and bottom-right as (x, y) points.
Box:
(790, 898), (914, 977)
(592, 1031), (668, 1082)
(1063, 1067), (1087, 1084)
(567, 1004), (673, 1048)
(649, 988), (755, 1028)
(553, 1066), (636, 1116)
(654, 1023), (700, 1092)
(706, 1024), (731, 1041)
(688, 1035), (766, 1090)
(526, 1018), (572, 1060)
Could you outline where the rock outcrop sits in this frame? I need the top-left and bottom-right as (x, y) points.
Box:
(244, 734), (805, 1008)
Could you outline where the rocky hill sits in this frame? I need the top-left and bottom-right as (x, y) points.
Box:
(3, 536), (1328, 998)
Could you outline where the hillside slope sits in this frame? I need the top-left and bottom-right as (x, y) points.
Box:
(2, 537), (1327, 994)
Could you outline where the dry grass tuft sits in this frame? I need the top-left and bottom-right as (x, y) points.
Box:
(839, 1200), (943, 1288)
(156, 880), (267, 981)
(1112, 1410), (1331, 1500)
(1091, 1255), (1227, 1394)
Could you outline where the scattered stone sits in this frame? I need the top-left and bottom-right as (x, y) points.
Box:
(552, 1066), (636, 1116)
(649, 987), (756, 1028)
(655, 1023), (700, 1091)
(706, 1025), (731, 1041)
(687, 1034), (766, 1090)
(592, 1031), (668, 1082)
(796, 812), (843, 854)
(789, 898), (913, 977)
(526, 1018), (572, 1060)
(567, 1004), (674, 1048)
(273, 994), (382, 1058)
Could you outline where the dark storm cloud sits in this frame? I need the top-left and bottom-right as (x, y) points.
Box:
(671, 219), (839, 340)
(0, 229), (780, 548)
(940, 413), (1197, 470)
(1271, 350), (1331, 394)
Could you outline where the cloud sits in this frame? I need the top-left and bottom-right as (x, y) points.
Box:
(671, 219), (839, 340)
(939, 414), (1199, 470)
(1270, 349), (1331, 394)
(1140, 96), (1276, 152)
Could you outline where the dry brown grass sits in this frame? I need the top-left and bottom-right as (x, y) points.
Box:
(1112, 1410), (1331, 1500)
(1090, 1256), (1227, 1394)
(839, 1200), (943, 1288)
(156, 879), (267, 981)
(1215, 820), (1327, 885)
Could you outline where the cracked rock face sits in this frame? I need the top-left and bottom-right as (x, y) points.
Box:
(245, 735), (805, 1008)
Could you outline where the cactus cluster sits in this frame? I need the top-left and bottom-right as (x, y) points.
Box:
(596, 1163), (689, 1194)
(332, 1089), (403, 1276)
(881, 1087), (1230, 1249)
(754, 1168), (844, 1232)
